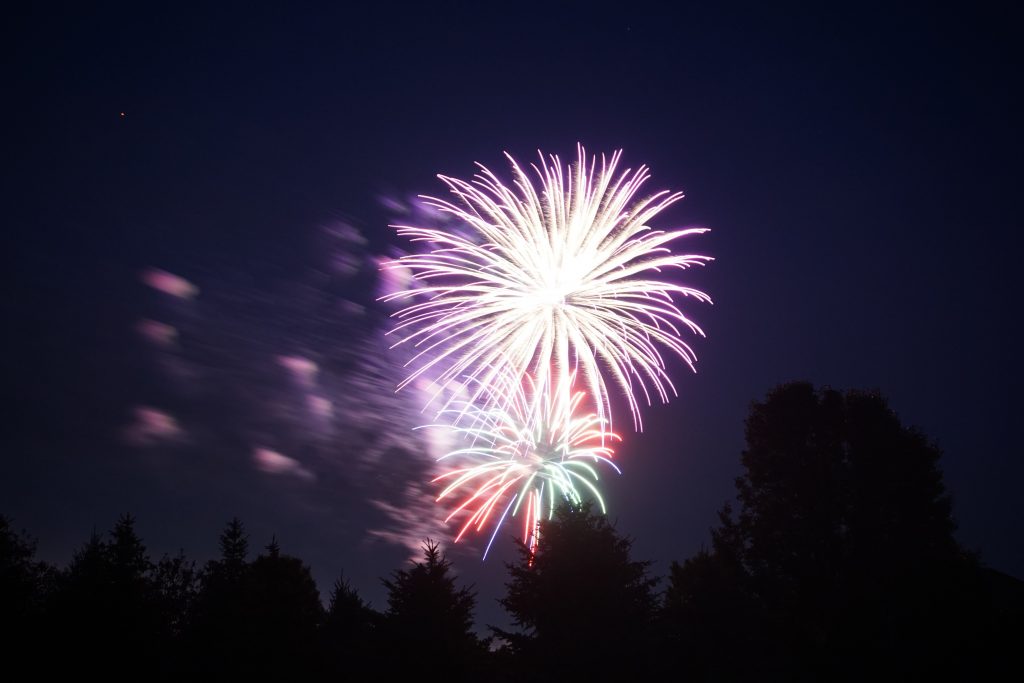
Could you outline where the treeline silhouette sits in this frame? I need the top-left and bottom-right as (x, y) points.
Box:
(3, 382), (1022, 681)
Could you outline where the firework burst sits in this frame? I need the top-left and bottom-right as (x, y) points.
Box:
(428, 371), (620, 558)
(383, 145), (712, 430)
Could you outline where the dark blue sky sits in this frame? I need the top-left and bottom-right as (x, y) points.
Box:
(4, 2), (1021, 624)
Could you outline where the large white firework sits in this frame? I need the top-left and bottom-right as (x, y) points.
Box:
(383, 145), (712, 429)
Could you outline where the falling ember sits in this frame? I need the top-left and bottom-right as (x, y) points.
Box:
(277, 355), (319, 388)
(307, 395), (333, 418)
(141, 268), (199, 299)
(252, 447), (315, 481)
(136, 319), (178, 346)
(123, 406), (183, 446)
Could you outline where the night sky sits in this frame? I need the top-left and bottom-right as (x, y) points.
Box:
(5, 3), (1021, 628)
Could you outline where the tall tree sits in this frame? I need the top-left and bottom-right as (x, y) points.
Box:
(108, 514), (151, 580)
(665, 382), (981, 681)
(0, 516), (53, 655)
(497, 503), (658, 682)
(239, 537), (323, 677)
(46, 515), (167, 675)
(661, 512), (766, 682)
(49, 529), (110, 670)
(185, 518), (252, 675)
(107, 514), (162, 644)
(153, 550), (198, 640)
(321, 572), (381, 677)
(216, 517), (249, 578)
(382, 540), (481, 682)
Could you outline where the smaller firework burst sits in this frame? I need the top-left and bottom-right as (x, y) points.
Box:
(427, 370), (621, 558)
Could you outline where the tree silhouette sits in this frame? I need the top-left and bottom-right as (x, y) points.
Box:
(149, 548), (199, 676)
(109, 514), (151, 580)
(497, 502), (658, 681)
(46, 515), (169, 675)
(0, 516), (53, 657)
(6, 376), (1022, 681)
(321, 572), (381, 677)
(153, 550), (198, 639)
(381, 539), (481, 682)
(661, 516), (766, 681)
(48, 530), (110, 672)
(217, 517), (249, 576)
(238, 537), (323, 677)
(185, 517), (252, 675)
(106, 514), (164, 666)
(665, 382), (981, 681)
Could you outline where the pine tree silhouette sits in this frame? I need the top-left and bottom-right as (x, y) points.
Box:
(47, 515), (167, 675)
(497, 503), (658, 682)
(382, 540), (481, 682)
(240, 536), (323, 677)
(185, 518), (252, 674)
(321, 572), (381, 676)
(0, 516), (52, 659)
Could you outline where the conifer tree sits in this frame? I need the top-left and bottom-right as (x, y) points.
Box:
(382, 540), (480, 681)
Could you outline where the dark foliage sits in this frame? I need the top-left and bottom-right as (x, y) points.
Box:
(663, 382), (1019, 681)
(153, 550), (198, 640)
(0, 516), (54, 655)
(184, 517), (253, 674)
(3, 381), (1021, 680)
(239, 537), (323, 677)
(381, 539), (483, 682)
(320, 572), (383, 678)
(496, 502), (658, 681)
(185, 521), (324, 677)
(44, 514), (171, 675)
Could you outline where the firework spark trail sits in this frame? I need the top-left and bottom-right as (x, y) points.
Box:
(425, 370), (621, 557)
(383, 145), (712, 432)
